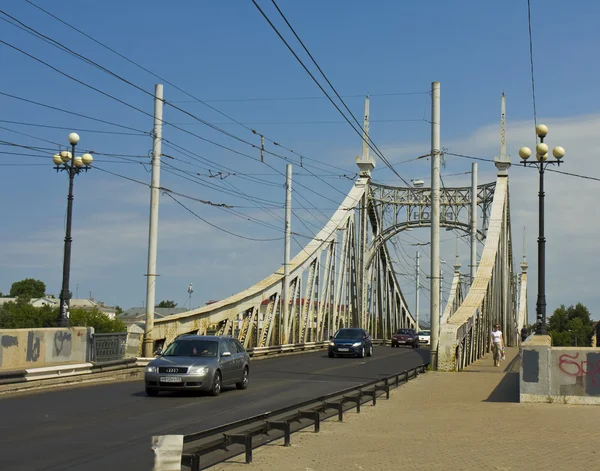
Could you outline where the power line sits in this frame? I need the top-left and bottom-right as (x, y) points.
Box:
(526, 0), (538, 131)
(0, 119), (148, 136)
(445, 151), (600, 182)
(170, 91), (429, 103)
(18, 2), (355, 176)
(0, 91), (148, 134)
(164, 191), (285, 242)
(250, 0), (412, 186)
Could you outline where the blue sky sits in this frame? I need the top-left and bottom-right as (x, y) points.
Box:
(1, 1), (599, 322)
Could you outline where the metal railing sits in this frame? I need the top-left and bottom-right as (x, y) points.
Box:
(92, 332), (128, 362)
(153, 362), (428, 470)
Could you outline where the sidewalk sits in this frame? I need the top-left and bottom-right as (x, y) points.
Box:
(212, 348), (598, 470)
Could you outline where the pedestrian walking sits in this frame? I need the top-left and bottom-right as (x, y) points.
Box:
(490, 324), (504, 367)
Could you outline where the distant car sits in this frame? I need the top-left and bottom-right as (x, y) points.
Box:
(144, 335), (249, 397)
(391, 328), (419, 348)
(417, 330), (431, 346)
(328, 328), (373, 358)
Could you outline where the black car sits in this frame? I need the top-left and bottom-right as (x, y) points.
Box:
(328, 328), (373, 358)
(391, 328), (420, 348)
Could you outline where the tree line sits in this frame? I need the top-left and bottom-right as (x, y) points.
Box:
(0, 278), (125, 333)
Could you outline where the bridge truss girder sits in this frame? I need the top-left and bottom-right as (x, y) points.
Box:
(150, 177), (416, 350)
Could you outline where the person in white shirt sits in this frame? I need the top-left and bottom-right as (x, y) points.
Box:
(490, 324), (504, 367)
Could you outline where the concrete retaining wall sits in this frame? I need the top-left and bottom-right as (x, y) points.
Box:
(0, 327), (93, 371)
(520, 334), (600, 405)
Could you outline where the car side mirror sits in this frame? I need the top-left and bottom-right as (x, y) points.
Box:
(154, 348), (163, 357)
(329, 336), (333, 340)
(221, 351), (232, 357)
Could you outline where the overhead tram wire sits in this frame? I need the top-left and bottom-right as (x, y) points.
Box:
(0, 91), (148, 135)
(171, 91), (430, 103)
(7, 9), (376, 227)
(164, 191), (284, 242)
(13, 4), (354, 177)
(0, 119), (147, 137)
(1, 11), (364, 211)
(0, 36), (354, 204)
(253, 0), (413, 187)
(445, 151), (600, 183)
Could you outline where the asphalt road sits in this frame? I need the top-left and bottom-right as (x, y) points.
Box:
(0, 346), (429, 471)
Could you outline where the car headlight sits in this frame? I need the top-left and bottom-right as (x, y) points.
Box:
(352, 342), (361, 347)
(146, 365), (158, 373)
(189, 366), (210, 375)
(329, 341), (335, 346)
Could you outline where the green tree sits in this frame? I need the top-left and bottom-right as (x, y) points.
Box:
(0, 301), (57, 329)
(9, 278), (46, 300)
(548, 303), (594, 346)
(156, 300), (177, 308)
(114, 306), (124, 315)
(70, 308), (127, 333)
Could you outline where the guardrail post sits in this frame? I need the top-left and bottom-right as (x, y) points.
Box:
(375, 384), (390, 399)
(226, 434), (252, 463)
(299, 410), (320, 432)
(266, 421), (291, 447)
(152, 435), (184, 471)
(361, 388), (377, 405)
(324, 401), (344, 421)
(344, 395), (361, 413)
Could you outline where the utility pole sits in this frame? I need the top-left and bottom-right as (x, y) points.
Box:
(143, 83), (164, 358)
(415, 251), (420, 333)
(470, 162), (478, 284)
(439, 268), (444, 333)
(282, 163), (292, 344)
(430, 81), (441, 368)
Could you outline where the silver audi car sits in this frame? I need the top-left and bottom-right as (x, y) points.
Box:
(144, 335), (250, 396)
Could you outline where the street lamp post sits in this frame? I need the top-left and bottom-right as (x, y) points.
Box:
(52, 133), (93, 327)
(518, 124), (565, 335)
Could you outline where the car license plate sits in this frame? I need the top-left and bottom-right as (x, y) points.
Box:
(160, 376), (182, 383)
(338, 348), (349, 352)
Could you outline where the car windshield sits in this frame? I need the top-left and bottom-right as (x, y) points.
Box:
(335, 329), (364, 339)
(396, 329), (413, 335)
(163, 339), (218, 357)
(419, 331), (431, 336)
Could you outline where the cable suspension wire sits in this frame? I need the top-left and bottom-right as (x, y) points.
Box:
(16, 3), (354, 176)
(526, 0), (538, 131)
(251, 0), (413, 186)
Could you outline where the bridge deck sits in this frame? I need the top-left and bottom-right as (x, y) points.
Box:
(215, 348), (597, 470)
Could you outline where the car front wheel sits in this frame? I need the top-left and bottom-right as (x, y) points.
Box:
(236, 367), (249, 390)
(368, 345), (373, 356)
(209, 371), (222, 396)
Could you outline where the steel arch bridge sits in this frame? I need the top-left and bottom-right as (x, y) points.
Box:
(147, 153), (527, 371)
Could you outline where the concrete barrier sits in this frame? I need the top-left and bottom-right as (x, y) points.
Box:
(520, 334), (600, 405)
(0, 327), (93, 371)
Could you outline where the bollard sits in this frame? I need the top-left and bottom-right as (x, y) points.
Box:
(152, 435), (184, 471)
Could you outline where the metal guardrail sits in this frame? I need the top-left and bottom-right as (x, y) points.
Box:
(246, 339), (390, 357)
(154, 362), (428, 470)
(92, 332), (128, 362)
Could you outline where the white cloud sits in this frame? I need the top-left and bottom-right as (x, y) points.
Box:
(2, 113), (597, 319)
(376, 113), (600, 322)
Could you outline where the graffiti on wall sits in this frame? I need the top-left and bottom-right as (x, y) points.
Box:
(26, 331), (41, 362)
(0, 335), (19, 368)
(53, 331), (72, 357)
(558, 352), (600, 395)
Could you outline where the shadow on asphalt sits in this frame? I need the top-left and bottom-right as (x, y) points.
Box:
(131, 386), (240, 398)
(483, 371), (519, 403)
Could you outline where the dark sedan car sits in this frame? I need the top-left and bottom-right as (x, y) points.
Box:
(328, 328), (373, 358)
(144, 335), (250, 396)
(391, 328), (420, 348)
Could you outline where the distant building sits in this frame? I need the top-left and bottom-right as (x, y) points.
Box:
(117, 307), (188, 325)
(0, 296), (117, 318)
